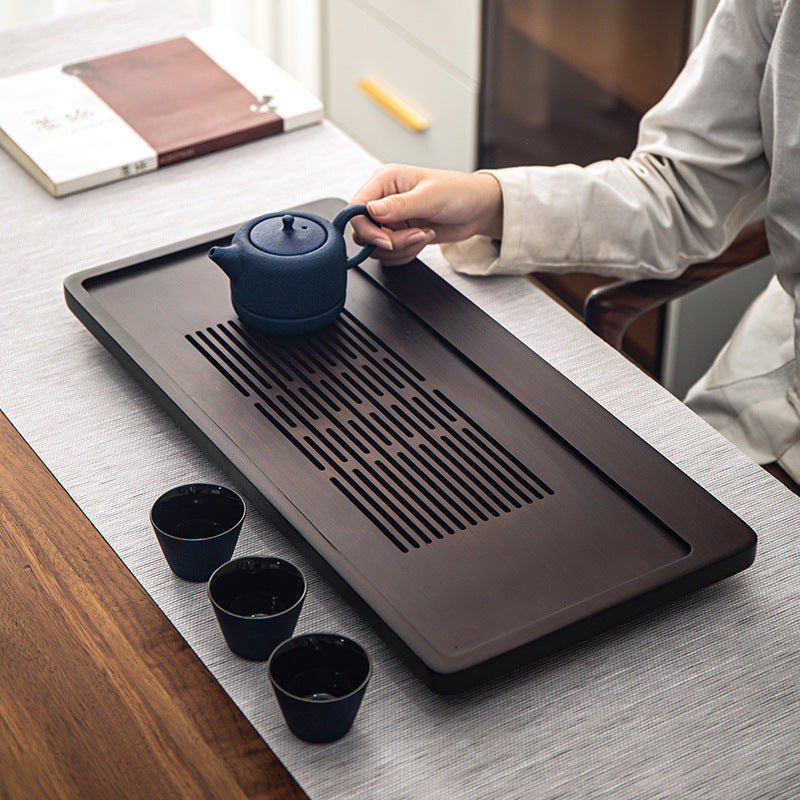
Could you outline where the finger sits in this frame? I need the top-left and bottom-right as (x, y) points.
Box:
(376, 245), (426, 266)
(365, 181), (443, 228)
(350, 209), (393, 250)
(352, 163), (420, 205)
(394, 227), (436, 250)
(375, 232), (436, 266)
(354, 225), (434, 253)
(365, 195), (413, 226)
(350, 164), (429, 247)
(352, 224), (397, 250)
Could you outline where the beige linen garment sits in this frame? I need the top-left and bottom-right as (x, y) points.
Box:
(443, 0), (800, 481)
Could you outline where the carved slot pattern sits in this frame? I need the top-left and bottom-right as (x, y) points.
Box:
(186, 312), (553, 552)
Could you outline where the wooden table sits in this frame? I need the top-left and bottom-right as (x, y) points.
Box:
(0, 410), (307, 799)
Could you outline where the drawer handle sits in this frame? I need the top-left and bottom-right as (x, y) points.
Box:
(357, 78), (429, 133)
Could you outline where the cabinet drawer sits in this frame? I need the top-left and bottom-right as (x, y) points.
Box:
(324, 0), (478, 170)
(348, 0), (481, 82)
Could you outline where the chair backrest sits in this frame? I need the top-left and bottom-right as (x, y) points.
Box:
(583, 219), (769, 350)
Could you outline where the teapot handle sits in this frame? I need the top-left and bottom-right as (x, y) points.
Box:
(332, 204), (380, 268)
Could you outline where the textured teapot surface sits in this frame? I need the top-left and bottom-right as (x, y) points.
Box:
(209, 205), (376, 336)
(249, 214), (328, 256)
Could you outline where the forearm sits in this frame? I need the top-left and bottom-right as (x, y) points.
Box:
(446, 0), (773, 279)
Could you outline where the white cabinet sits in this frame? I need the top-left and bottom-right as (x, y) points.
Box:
(321, 0), (481, 171)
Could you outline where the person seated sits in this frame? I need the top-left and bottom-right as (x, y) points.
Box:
(350, 0), (800, 486)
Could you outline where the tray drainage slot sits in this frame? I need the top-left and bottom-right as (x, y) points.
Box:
(186, 314), (553, 552)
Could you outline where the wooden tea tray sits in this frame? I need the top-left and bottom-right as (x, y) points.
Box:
(64, 199), (756, 693)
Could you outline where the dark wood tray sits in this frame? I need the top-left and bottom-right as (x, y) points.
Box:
(64, 198), (756, 693)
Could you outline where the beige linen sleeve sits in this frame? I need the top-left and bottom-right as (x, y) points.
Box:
(443, 0), (774, 281)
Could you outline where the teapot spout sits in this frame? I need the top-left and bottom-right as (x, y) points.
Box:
(208, 244), (241, 280)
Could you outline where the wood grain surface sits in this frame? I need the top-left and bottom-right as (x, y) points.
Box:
(583, 219), (769, 350)
(0, 409), (307, 800)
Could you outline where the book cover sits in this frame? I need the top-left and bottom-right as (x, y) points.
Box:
(0, 27), (323, 197)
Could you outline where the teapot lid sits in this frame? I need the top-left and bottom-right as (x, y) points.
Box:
(249, 214), (327, 256)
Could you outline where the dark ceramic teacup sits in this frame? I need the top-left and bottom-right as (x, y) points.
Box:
(268, 633), (371, 743)
(208, 556), (306, 661)
(150, 483), (245, 582)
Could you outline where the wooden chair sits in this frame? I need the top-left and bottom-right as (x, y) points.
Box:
(582, 218), (800, 493)
(583, 219), (769, 350)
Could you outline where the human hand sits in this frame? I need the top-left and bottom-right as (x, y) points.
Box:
(350, 164), (503, 265)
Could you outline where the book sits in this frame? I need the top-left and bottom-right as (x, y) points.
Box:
(0, 27), (324, 197)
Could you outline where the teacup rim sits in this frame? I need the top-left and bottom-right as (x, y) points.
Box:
(267, 631), (372, 703)
(150, 483), (246, 542)
(207, 555), (308, 619)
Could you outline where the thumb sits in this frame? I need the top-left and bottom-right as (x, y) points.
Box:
(367, 191), (423, 226)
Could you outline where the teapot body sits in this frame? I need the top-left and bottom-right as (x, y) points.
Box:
(209, 206), (375, 335)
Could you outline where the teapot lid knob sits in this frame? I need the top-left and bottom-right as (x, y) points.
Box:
(249, 212), (328, 255)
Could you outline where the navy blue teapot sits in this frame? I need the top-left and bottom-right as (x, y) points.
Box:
(209, 205), (376, 335)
